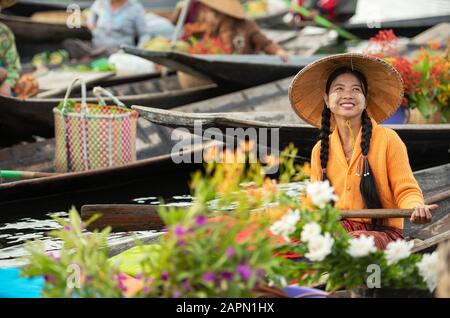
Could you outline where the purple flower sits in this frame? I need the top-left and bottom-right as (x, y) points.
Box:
(46, 252), (60, 262)
(174, 224), (185, 237)
(187, 227), (195, 233)
(177, 239), (186, 247)
(182, 279), (190, 292)
(203, 272), (216, 283)
(256, 268), (265, 279)
(221, 271), (234, 281)
(225, 247), (235, 258)
(63, 225), (72, 232)
(116, 273), (129, 292)
(237, 264), (252, 281)
(172, 290), (181, 298)
(195, 215), (207, 226)
(117, 272), (128, 282)
(44, 274), (55, 283)
(161, 271), (169, 281)
(143, 285), (150, 294)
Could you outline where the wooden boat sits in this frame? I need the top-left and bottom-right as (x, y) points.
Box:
(0, 75), (232, 147)
(252, 8), (290, 29)
(131, 76), (450, 171)
(5, 0), (179, 16)
(134, 106), (450, 172)
(0, 13), (91, 43)
(122, 46), (324, 88)
(342, 15), (450, 39)
(0, 133), (212, 219)
(4, 1), (92, 16)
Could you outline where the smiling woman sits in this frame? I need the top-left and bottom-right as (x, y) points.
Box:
(288, 53), (439, 249)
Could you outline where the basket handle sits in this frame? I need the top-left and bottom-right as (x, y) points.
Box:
(92, 86), (127, 108)
(62, 77), (88, 113)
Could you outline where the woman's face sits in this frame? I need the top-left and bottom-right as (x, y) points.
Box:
(324, 73), (367, 120)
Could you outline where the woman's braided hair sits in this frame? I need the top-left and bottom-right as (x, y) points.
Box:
(320, 67), (382, 209)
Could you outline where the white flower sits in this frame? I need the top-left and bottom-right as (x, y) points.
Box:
(270, 209), (300, 241)
(384, 240), (414, 265)
(306, 181), (338, 208)
(305, 232), (334, 262)
(416, 252), (439, 292)
(301, 222), (322, 242)
(347, 234), (377, 258)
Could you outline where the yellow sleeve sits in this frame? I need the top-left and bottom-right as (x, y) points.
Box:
(386, 129), (424, 208)
(310, 141), (322, 182)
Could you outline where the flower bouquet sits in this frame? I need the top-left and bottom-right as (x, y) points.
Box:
(365, 30), (449, 123)
(20, 144), (440, 297)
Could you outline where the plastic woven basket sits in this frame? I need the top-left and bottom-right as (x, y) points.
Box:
(53, 78), (138, 172)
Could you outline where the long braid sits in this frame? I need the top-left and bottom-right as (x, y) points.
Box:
(359, 109), (382, 210)
(319, 106), (331, 181)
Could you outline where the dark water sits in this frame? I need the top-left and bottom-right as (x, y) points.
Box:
(0, 195), (194, 268)
(0, 183), (305, 268)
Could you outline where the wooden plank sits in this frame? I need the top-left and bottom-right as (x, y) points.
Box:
(412, 230), (450, 253)
(35, 70), (115, 98)
(80, 204), (437, 232)
(414, 214), (450, 241)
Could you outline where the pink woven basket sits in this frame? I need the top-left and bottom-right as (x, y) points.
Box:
(53, 78), (138, 172)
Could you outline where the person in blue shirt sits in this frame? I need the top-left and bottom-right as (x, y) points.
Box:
(64, 0), (151, 59)
(87, 0), (150, 49)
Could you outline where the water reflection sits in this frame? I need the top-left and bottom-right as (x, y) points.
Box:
(0, 182), (305, 267)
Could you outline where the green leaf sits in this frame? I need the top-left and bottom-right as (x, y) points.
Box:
(417, 95), (431, 118)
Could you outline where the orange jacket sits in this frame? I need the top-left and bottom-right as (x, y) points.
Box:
(310, 118), (424, 229)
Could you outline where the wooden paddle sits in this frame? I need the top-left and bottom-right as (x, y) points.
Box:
(81, 189), (449, 232)
(0, 170), (60, 182)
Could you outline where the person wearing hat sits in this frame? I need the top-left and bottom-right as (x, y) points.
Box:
(172, 0), (289, 61)
(0, 0), (21, 97)
(289, 53), (438, 249)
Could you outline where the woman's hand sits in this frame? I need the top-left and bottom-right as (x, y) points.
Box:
(410, 204), (438, 224)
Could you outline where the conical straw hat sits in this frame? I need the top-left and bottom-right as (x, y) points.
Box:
(198, 0), (247, 20)
(289, 53), (404, 128)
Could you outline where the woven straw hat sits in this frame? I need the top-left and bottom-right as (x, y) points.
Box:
(198, 0), (247, 20)
(0, 0), (15, 9)
(289, 53), (404, 128)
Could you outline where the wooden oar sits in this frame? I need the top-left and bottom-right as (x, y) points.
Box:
(81, 189), (450, 232)
(0, 170), (60, 182)
(82, 204), (163, 232)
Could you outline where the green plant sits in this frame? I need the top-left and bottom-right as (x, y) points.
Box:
(20, 145), (439, 297)
(365, 30), (449, 122)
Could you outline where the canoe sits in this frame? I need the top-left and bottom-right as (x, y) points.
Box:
(122, 46), (324, 88)
(33, 70), (168, 99)
(0, 13), (91, 43)
(4, 1), (93, 16)
(252, 8), (290, 29)
(131, 76), (450, 171)
(342, 14), (450, 39)
(134, 106), (450, 172)
(0, 75), (232, 147)
(5, 0), (179, 16)
(0, 134), (212, 219)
